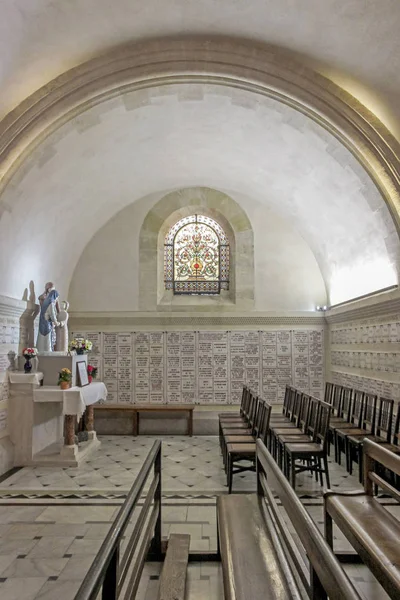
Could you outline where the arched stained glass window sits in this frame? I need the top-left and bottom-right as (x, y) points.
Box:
(164, 215), (229, 294)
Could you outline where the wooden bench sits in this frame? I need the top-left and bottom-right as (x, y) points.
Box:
(158, 534), (190, 600)
(217, 439), (362, 600)
(324, 439), (400, 599)
(94, 404), (195, 436)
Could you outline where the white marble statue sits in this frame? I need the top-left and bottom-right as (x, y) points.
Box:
(56, 300), (69, 352)
(36, 284), (62, 352)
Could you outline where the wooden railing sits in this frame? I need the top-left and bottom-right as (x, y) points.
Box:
(74, 440), (162, 600)
(256, 439), (361, 600)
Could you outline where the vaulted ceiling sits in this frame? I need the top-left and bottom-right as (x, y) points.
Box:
(0, 1), (399, 307)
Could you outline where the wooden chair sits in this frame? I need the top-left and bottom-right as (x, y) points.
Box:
(328, 386), (353, 460)
(218, 385), (249, 421)
(324, 381), (335, 404)
(334, 390), (365, 466)
(284, 400), (331, 490)
(347, 396), (394, 481)
(336, 392), (376, 473)
(268, 385), (296, 424)
(226, 401), (271, 493)
(219, 390), (256, 450)
(276, 395), (317, 470)
(221, 398), (266, 469)
(268, 389), (303, 453)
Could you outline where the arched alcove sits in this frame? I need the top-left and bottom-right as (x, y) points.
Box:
(140, 188), (254, 311)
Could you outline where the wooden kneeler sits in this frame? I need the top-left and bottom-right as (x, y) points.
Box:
(158, 533), (190, 600)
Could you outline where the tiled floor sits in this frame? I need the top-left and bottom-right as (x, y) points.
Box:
(0, 435), (396, 599)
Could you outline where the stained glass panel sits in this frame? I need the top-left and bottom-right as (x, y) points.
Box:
(164, 214), (229, 295)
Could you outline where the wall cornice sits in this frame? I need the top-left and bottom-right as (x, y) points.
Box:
(0, 36), (399, 232)
(326, 289), (400, 324)
(69, 311), (326, 330)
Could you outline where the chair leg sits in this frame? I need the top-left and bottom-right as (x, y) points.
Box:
(358, 445), (363, 484)
(324, 509), (333, 548)
(290, 456), (296, 489)
(228, 454), (233, 494)
(318, 457), (323, 486)
(323, 454), (330, 489)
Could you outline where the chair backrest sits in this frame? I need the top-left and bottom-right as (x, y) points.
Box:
(253, 399), (266, 438)
(282, 385), (292, 416)
(315, 399), (332, 449)
(330, 384), (343, 416)
(376, 397), (394, 442)
(392, 408), (400, 446)
(305, 397), (320, 438)
(248, 393), (259, 427)
(340, 387), (353, 421)
(286, 387), (297, 420)
(324, 382), (334, 405)
(259, 401), (272, 444)
(350, 390), (364, 427)
(291, 390), (303, 425)
(297, 393), (311, 432)
(360, 393), (377, 434)
(239, 386), (248, 415)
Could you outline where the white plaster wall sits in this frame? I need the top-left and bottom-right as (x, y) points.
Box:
(69, 193), (327, 312)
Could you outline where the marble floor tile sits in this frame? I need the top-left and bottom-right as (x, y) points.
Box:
(58, 556), (97, 581)
(0, 577), (47, 600)
(27, 536), (75, 558)
(2, 557), (68, 578)
(66, 537), (104, 556)
(34, 579), (82, 600)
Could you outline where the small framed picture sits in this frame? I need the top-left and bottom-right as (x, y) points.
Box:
(77, 361), (89, 387)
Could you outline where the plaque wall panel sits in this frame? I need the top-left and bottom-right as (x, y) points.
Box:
(72, 328), (324, 404)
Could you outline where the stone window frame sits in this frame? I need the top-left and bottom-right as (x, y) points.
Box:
(139, 187), (254, 311)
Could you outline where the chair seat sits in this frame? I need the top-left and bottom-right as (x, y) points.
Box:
(347, 434), (386, 445)
(278, 434), (311, 444)
(336, 426), (366, 438)
(222, 422), (249, 429)
(285, 442), (323, 454)
(223, 428), (252, 436)
(226, 443), (256, 453)
(272, 425), (299, 435)
(378, 443), (400, 454)
(277, 428), (304, 438)
(220, 417), (246, 423)
(219, 412), (241, 417)
(224, 434), (255, 444)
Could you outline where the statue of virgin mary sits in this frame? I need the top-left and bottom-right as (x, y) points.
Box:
(36, 288), (61, 352)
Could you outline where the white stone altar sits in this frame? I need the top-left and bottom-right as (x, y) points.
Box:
(8, 373), (106, 467)
(37, 352), (88, 386)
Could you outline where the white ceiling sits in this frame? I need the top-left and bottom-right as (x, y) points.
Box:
(0, 84), (397, 305)
(1, 0), (400, 136)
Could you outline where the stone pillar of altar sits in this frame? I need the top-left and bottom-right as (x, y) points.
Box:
(7, 372), (48, 465)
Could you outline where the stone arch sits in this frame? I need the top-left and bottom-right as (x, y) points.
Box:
(0, 36), (399, 234)
(139, 187), (254, 311)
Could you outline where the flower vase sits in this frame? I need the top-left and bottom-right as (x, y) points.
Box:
(23, 357), (32, 374)
(60, 381), (71, 390)
(88, 375), (93, 384)
(76, 349), (85, 355)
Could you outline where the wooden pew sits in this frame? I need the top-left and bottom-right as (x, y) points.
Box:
(217, 439), (362, 600)
(324, 439), (400, 599)
(158, 534), (190, 600)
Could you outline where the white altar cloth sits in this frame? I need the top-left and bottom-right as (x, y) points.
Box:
(33, 382), (107, 419)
